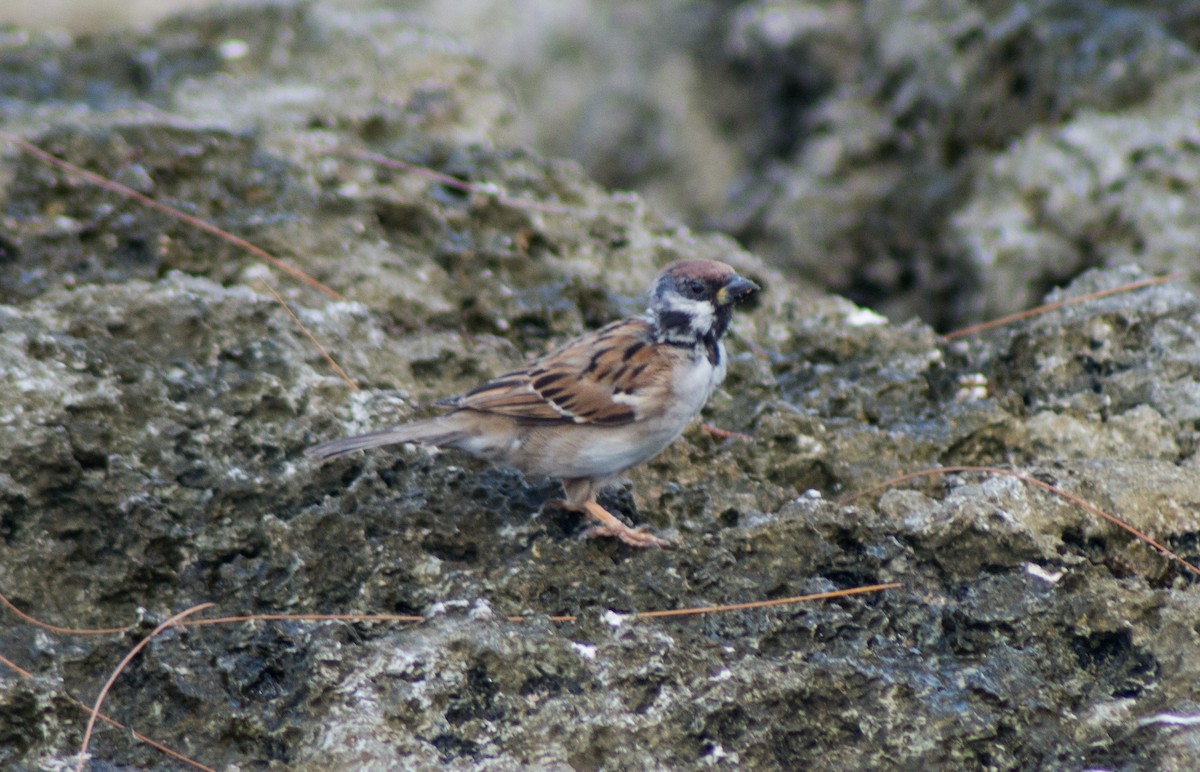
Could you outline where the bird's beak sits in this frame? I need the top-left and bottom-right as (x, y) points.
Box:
(716, 275), (760, 306)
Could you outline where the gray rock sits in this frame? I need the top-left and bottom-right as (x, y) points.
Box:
(2, 3), (1200, 770)
(421, 0), (1200, 328)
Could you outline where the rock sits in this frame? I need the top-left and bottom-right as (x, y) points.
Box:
(2, 2), (1200, 770)
(953, 71), (1200, 320)
(423, 0), (1200, 328)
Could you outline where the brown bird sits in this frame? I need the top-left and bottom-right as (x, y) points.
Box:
(306, 259), (759, 548)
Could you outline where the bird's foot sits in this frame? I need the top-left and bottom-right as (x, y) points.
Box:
(581, 522), (672, 549)
(579, 501), (673, 549)
(701, 422), (752, 442)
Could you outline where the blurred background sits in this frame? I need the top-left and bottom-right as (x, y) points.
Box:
(6, 0), (1200, 330)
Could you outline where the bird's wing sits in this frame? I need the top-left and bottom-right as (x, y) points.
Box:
(437, 318), (675, 426)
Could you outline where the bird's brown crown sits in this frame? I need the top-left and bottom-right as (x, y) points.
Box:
(657, 259), (737, 284)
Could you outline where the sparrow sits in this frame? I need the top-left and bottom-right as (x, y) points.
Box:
(305, 259), (759, 548)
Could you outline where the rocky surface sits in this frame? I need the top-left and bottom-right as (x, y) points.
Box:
(2, 2), (1200, 770)
(421, 0), (1200, 328)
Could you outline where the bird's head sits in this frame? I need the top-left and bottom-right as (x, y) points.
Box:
(648, 259), (759, 344)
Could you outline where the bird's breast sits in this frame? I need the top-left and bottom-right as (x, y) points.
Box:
(665, 344), (724, 422)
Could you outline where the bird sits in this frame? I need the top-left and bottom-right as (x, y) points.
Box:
(305, 259), (759, 548)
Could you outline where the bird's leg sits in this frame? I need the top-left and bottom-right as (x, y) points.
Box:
(700, 422), (752, 442)
(555, 479), (672, 549)
(579, 500), (672, 549)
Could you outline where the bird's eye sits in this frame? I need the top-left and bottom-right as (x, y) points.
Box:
(684, 278), (705, 297)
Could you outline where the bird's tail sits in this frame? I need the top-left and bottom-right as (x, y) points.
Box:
(304, 416), (469, 462)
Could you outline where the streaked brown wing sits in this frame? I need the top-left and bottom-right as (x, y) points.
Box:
(437, 318), (670, 426)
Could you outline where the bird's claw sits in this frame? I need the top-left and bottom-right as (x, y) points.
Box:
(581, 522), (673, 549)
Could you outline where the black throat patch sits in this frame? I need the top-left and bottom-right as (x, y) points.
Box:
(655, 313), (723, 365)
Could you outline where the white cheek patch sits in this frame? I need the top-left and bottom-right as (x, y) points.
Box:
(662, 294), (716, 334)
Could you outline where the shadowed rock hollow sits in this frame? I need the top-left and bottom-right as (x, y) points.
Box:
(3, 2), (1200, 769)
